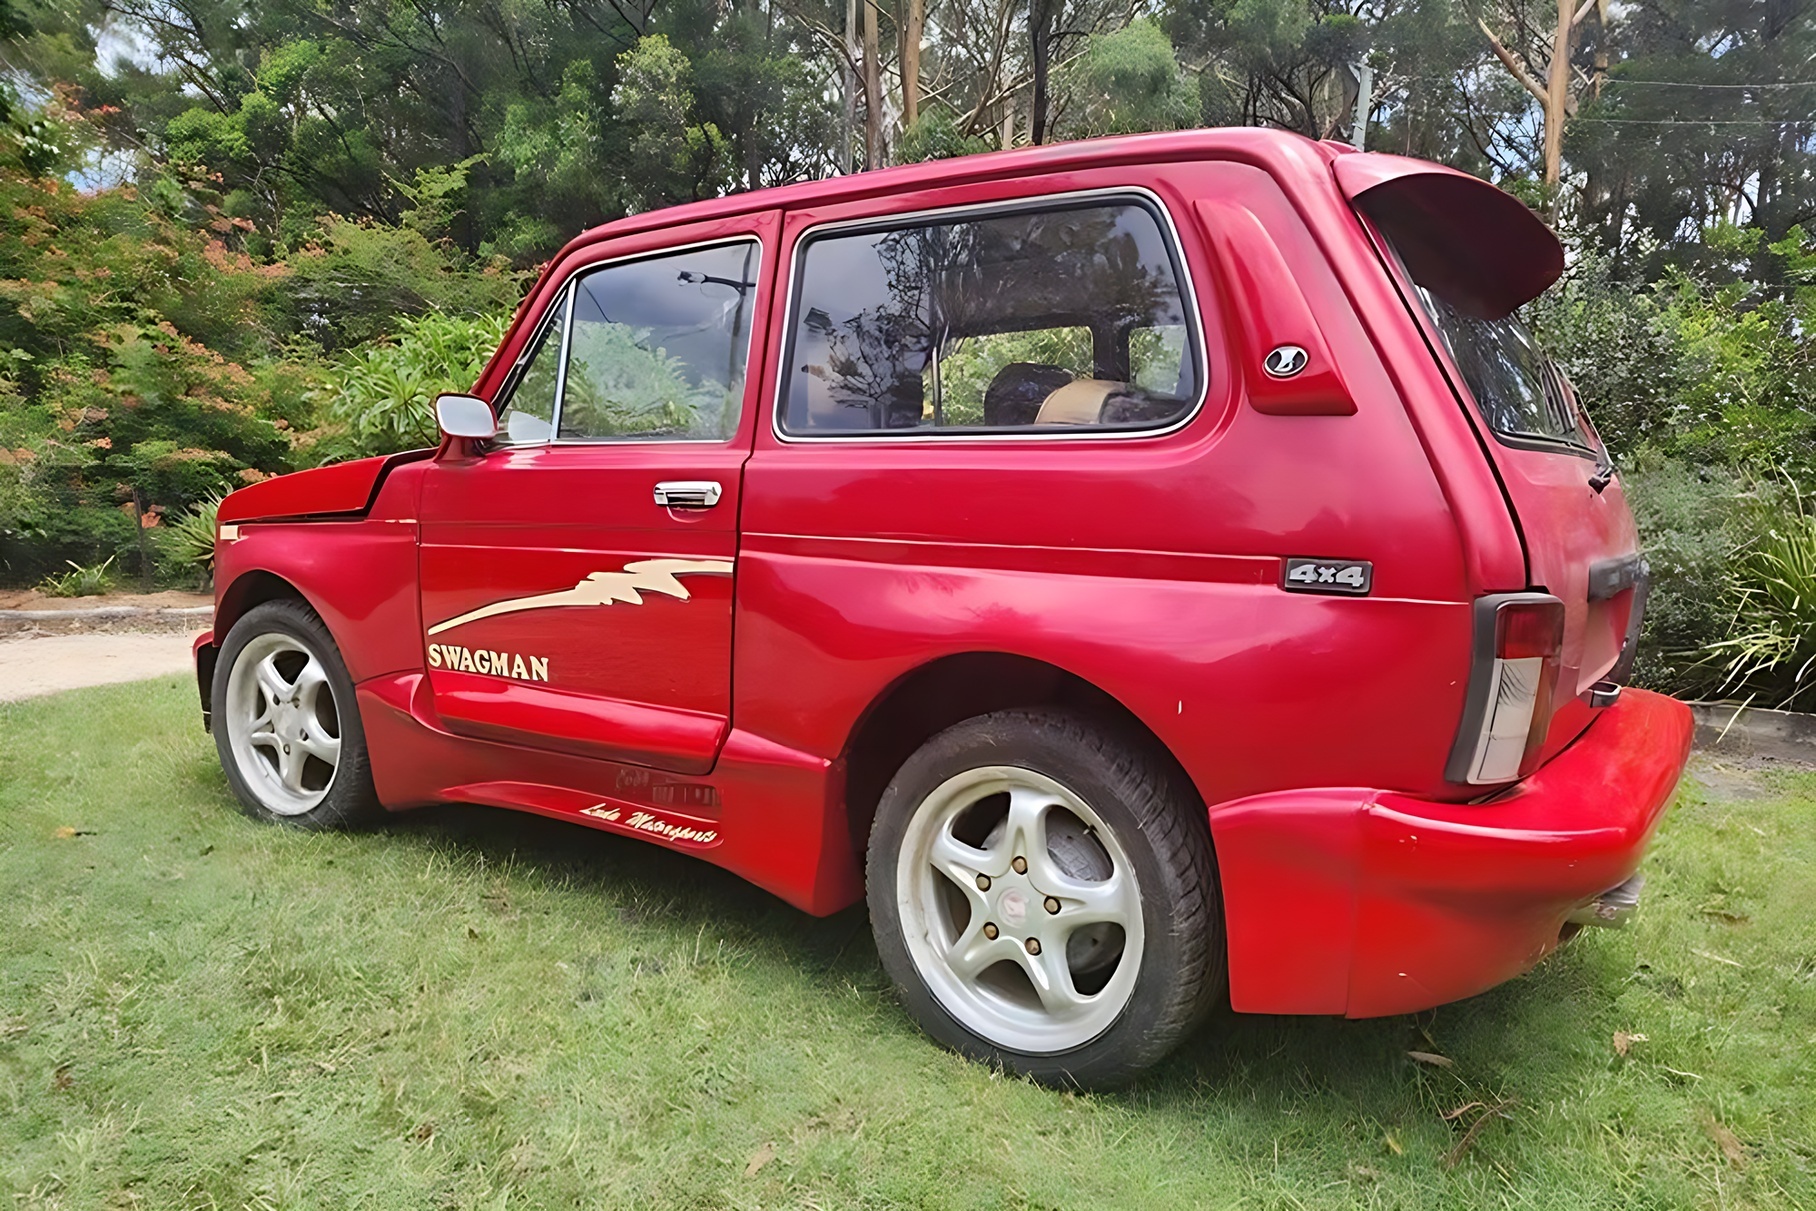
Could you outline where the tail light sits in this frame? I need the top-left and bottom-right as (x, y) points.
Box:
(1446, 594), (1566, 786)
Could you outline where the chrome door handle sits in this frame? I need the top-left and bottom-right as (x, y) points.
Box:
(653, 480), (722, 509)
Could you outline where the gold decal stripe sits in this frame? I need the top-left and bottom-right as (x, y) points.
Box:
(428, 558), (734, 636)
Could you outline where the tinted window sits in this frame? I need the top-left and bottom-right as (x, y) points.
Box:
(1418, 289), (1592, 450)
(497, 241), (758, 446)
(781, 200), (1201, 435)
(558, 241), (758, 441)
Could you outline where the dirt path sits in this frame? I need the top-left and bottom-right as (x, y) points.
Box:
(0, 632), (197, 703)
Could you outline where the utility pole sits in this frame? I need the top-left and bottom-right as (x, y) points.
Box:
(1351, 59), (1374, 150)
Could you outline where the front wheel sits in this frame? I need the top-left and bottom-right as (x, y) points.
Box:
(866, 709), (1223, 1087)
(212, 599), (381, 830)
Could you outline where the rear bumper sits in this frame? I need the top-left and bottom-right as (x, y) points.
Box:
(1209, 688), (1693, 1018)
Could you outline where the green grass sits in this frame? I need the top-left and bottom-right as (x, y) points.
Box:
(1, 678), (1812, 1209)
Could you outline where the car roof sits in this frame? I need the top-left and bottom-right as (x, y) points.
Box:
(558, 127), (1344, 255)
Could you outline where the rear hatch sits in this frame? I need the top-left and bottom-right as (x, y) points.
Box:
(1335, 153), (1645, 767)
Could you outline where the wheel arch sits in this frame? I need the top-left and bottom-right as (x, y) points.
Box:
(838, 651), (1205, 861)
(216, 568), (318, 643)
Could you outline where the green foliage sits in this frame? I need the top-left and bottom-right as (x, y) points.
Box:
(895, 110), (991, 164)
(1059, 20), (1196, 139)
(313, 311), (511, 462)
(1705, 491), (1816, 709)
(158, 493), (223, 578)
(36, 554), (115, 597)
(559, 322), (727, 439)
(612, 36), (732, 215)
(1619, 454), (1780, 695)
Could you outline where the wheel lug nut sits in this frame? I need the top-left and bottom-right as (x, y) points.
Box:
(982, 922), (999, 940)
(1044, 896), (1060, 915)
(1012, 856), (1028, 874)
(975, 874), (990, 891)
(1025, 938), (1041, 956)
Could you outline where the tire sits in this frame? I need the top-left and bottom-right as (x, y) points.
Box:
(866, 709), (1223, 1088)
(211, 598), (382, 830)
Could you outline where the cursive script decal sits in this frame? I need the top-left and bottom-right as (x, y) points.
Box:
(579, 802), (720, 847)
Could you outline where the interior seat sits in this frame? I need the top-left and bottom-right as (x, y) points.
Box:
(983, 363), (1075, 427)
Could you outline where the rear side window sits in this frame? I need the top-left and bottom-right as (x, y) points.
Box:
(1416, 289), (1592, 451)
(779, 198), (1203, 436)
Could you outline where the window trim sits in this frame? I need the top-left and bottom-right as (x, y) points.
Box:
(770, 186), (1210, 444)
(492, 234), (766, 449)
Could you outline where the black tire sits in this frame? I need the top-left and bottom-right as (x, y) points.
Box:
(866, 708), (1223, 1088)
(211, 598), (382, 830)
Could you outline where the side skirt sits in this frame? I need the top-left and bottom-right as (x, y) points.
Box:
(354, 672), (865, 916)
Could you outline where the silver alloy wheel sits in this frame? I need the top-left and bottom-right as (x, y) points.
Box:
(895, 765), (1145, 1054)
(223, 632), (342, 816)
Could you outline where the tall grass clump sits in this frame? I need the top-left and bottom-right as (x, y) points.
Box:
(1705, 493), (1816, 708)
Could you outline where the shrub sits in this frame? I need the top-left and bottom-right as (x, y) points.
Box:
(310, 310), (511, 462)
(157, 494), (222, 585)
(37, 555), (115, 597)
(1704, 491), (1816, 708)
(1620, 452), (1781, 696)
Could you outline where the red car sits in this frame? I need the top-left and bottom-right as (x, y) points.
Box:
(195, 129), (1692, 1087)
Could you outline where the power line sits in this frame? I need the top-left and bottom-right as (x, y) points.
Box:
(1602, 78), (1816, 89)
(1574, 117), (1816, 126)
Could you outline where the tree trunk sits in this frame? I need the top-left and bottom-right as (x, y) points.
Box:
(1030, 0), (1054, 145)
(903, 0), (924, 129)
(863, 0), (882, 169)
(842, 0), (858, 173)
(1543, 0), (1571, 189)
(132, 487), (154, 593)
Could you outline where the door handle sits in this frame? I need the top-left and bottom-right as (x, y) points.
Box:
(653, 480), (722, 509)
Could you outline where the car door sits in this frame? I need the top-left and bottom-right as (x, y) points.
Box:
(418, 216), (777, 775)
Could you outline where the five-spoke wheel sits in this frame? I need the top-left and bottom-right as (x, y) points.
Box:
(899, 766), (1144, 1054)
(868, 709), (1223, 1087)
(224, 632), (342, 814)
(212, 599), (380, 829)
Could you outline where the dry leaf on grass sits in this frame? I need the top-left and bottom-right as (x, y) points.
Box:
(745, 1142), (776, 1177)
(1441, 1098), (1518, 1169)
(52, 827), (94, 839)
(1613, 1031), (1649, 1057)
(1407, 1050), (1454, 1068)
(1699, 1111), (1747, 1168)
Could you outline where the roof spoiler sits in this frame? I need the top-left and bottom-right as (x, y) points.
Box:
(1333, 152), (1564, 321)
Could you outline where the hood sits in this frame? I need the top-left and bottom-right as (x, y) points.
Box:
(218, 450), (433, 525)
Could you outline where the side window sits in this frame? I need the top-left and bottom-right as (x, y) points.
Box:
(493, 292), (566, 446)
(557, 241), (758, 441)
(781, 199), (1202, 436)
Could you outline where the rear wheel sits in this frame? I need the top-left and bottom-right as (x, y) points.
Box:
(867, 709), (1222, 1087)
(212, 599), (381, 829)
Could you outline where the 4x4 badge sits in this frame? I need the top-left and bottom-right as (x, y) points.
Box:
(1282, 557), (1372, 596)
(428, 558), (734, 635)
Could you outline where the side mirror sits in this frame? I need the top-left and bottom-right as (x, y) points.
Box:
(435, 393), (497, 441)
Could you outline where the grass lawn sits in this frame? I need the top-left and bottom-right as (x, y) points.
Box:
(1, 677), (1811, 1209)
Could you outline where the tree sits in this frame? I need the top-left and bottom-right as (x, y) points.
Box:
(1059, 20), (1196, 138)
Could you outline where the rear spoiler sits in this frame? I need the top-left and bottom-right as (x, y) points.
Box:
(1332, 152), (1564, 321)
